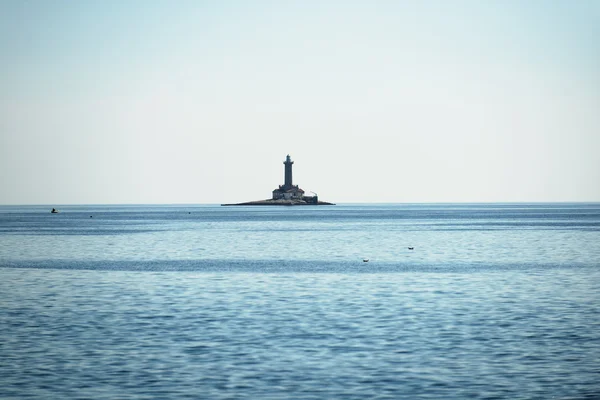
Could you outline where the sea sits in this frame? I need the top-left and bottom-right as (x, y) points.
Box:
(1, 203), (599, 399)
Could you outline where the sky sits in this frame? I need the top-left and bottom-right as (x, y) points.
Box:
(1, 0), (599, 204)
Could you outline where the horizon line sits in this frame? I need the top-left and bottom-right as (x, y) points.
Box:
(1, 201), (600, 207)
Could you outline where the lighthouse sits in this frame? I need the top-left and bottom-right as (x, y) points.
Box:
(283, 154), (294, 189)
(272, 154), (305, 200)
(221, 154), (334, 205)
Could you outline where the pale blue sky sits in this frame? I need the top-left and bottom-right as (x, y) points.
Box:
(1, 0), (599, 204)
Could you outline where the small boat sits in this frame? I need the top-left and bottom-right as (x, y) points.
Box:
(363, 258), (369, 262)
(408, 247), (414, 250)
(51, 208), (59, 214)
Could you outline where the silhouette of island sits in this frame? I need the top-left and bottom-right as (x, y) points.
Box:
(222, 155), (335, 206)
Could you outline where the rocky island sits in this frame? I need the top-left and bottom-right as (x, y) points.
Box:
(222, 155), (335, 206)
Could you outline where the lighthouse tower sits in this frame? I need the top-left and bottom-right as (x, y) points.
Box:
(283, 154), (294, 189)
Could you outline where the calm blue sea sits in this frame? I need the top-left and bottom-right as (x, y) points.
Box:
(1, 203), (599, 399)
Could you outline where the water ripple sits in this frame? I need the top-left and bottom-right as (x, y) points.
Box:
(1, 268), (599, 399)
